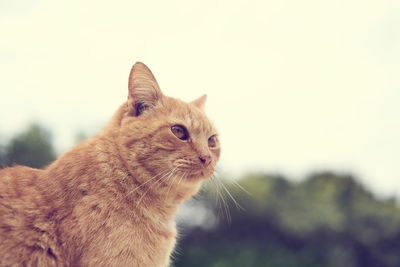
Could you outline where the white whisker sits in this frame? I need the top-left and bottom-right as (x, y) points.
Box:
(136, 165), (181, 207)
(164, 167), (182, 201)
(217, 177), (245, 211)
(126, 168), (171, 197)
(210, 175), (231, 223)
(176, 171), (187, 188)
(214, 169), (251, 196)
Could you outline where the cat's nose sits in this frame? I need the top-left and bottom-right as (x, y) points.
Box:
(199, 155), (212, 167)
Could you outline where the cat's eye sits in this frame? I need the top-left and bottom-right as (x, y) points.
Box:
(208, 135), (217, 148)
(171, 125), (189, 141)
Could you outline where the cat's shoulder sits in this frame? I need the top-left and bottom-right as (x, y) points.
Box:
(0, 165), (43, 196)
(0, 164), (42, 175)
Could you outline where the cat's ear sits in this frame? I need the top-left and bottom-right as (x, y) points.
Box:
(127, 62), (164, 116)
(191, 94), (207, 110)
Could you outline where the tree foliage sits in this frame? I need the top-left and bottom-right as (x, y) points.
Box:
(0, 124), (56, 168)
(175, 173), (400, 267)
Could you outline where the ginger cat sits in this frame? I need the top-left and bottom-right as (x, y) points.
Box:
(0, 62), (220, 266)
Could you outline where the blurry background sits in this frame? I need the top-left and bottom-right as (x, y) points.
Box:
(1, 0), (400, 266)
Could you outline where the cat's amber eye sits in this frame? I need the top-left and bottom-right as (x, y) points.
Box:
(208, 135), (217, 148)
(171, 125), (189, 141)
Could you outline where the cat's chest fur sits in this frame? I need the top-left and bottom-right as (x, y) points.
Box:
(49, 140), (181, 266)
(61, 193), (177, 266)
(0, 163), (178, 267)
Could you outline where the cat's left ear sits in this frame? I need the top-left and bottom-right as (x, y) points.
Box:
(128, 62), (164, 116)
(191, 94), (207, 111)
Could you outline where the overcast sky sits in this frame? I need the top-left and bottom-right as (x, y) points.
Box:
(1, 0), (399, 197)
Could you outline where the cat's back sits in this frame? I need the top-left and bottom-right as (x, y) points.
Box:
(0, 166), (61, 266)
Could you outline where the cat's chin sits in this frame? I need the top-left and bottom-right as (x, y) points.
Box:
(185, 170), (213, 181)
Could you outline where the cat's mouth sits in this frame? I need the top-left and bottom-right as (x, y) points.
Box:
(183, 169), (214, 180)
(172, 161), (215, 181)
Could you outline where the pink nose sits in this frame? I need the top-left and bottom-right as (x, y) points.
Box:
(199, 155), (212, 167)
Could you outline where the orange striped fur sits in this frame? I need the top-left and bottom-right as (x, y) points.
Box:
(0, 62), (220, 266)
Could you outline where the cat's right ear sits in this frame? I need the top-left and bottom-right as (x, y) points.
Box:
(191, 94), (207, 111)
(127, 62), (164, 116)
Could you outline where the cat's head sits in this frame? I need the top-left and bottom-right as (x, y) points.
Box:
(117, 62), (220, 186)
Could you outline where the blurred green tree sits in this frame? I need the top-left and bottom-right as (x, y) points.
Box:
(0, 141), (6, 167)
(4, 124), (56, 169)
(175, 172), (400, 267)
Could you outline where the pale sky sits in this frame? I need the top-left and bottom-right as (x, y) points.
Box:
(1, 0), (399, 197)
